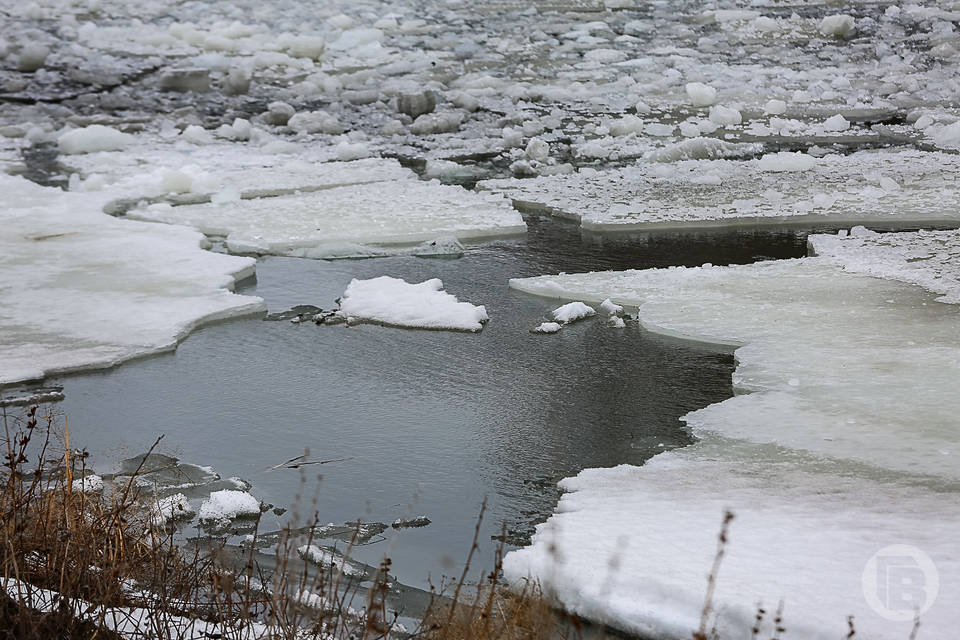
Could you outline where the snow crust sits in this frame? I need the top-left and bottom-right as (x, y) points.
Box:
(336, 276), (488, 332)
(0, 175), (265, 385)
(481, 150), (960, 230)
(506, 241), (960, 639)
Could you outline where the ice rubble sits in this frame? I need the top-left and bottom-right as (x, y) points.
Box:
(480, 149), (960, 230)
(0, 174), (265, 385)
(130, 178), (524, 258)
(505, 234), (960, 639)
(336, 276), (488, 332)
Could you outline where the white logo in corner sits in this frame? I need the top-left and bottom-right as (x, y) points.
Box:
(862, 544), (939, 622)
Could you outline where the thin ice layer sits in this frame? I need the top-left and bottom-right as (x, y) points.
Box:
(809, 227), (960, 304)
(337, 276), (488, 332)
(130, 179), (525, 257)
(0, 175), (265, 385)
(505, 247), (960, 639)
(480, 149), (960, 230)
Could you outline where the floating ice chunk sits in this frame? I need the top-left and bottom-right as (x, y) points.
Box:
(198, 490), (260, 523)
(397, 90), (437, 118)
(159, 68), (210, 92)
(410, 112), (462, 135)
(532, 322), (562, 334)
(932, 121), (960, 149)
(0, 175), (264, 385)
(756, 151), (816, 172)
(820, 14), (856, 38)
(684, 82), (717, 107)
(552, 301), (596, 324)
(644, 123), (675, 137)
(264, 101), (295, 126)
(391, 515), (431, 528)
(288, 111), (342, 135)
(763, 99), (786, 115)
(18, 44), (49, 72)
(821, 114), (850, 132)
(335, 141), (371, 161)
(608, 316), (626, 328)
(72, 475), (103, 493)
(708, 105), (741, 126)
(879, 176), (900, 192)
(58, 125), (132, 154)
(606, 115), (644, 137)
(151, 493), (194, 527)
(525, 138), (550, 162)
(336, 276), (488, 332)
(181, 125), (214, 145)
(599, 298), (623, 316)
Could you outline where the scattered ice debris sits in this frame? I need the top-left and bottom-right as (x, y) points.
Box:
(0, 385), (65, 407)
(532, 322), (562, 334)
(0, 175), (264, 385)
(506, 240), (960, 639)
(198, 490), (261, 525)
(58, 125), (132, 154)
(71, 474), (104, 493)
(336, 276), (488, 332)
(391, 516), (431, 529)
(551, 302), (596, 324)
(151, 493), (194, 527)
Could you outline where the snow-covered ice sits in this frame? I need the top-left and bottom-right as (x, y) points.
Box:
(198, 489), (261, 524)
(151, 493), (195, 527)
(505, 238), (960, 639)
(481, 150), (960, 231)
(336, 276), (488, 332)
(0, 175), (265, 385)
(130, 178), (523, 258)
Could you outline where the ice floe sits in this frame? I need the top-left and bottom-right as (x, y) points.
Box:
(336, 276), (488, 332)
(0, 175), (264, 385)
(505, 232), (960, 639)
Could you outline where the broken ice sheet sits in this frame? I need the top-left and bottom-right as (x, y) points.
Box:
(505, 234), (960, 639)
(129, 179), (524, 258)
(480, 149), (960, 230)
(0, 175), (265, 385)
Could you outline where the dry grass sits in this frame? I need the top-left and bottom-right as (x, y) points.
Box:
(1, 405), (574, 640)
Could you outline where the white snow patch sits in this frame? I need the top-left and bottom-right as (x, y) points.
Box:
(198, 490), (260, 523)
(551, 301), (595, 324)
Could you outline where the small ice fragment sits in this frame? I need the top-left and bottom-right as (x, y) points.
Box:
(264, 101), (295, 126)
(533, 322), (562, 334)
(879, 176), (900, 192)
(708, 105), (742, 126)
(822, 114), (850, 132)
(608, 316), (626, 328)
(757, 151), (816, 172)
(181, 125), (214, 145)
(18, 44), (49, 72)
(58, 125), (132, 154)
(599, 298), (624, 316)
(764, 99), (786, 115)
(525, 138), (550, 162)
(685, 82), (717, 107)
(552, 302), (596, 324)
(820, 14), (855, 39)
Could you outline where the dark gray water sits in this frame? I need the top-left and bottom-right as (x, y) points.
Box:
(52, 218), (811, 588)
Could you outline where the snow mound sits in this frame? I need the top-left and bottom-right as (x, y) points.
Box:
(151, 493), (194, 527)
(336, 276), (488, 332)
(532, 322), (562, 334)
(551, 301), (596, 324)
